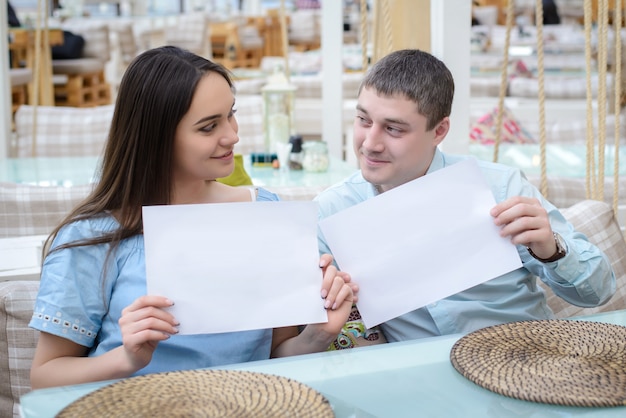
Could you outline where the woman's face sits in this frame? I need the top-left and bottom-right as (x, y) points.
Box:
(172, 72), (239, 184)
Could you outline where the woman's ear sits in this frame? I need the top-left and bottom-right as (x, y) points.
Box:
(433, 117), (450, 146)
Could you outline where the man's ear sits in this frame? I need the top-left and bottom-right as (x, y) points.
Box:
(433, 117), (450, 146)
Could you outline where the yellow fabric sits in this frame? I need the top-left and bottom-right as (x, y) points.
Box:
(217, 154), (253, 186)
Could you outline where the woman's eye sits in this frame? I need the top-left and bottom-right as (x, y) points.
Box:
(200, 123), (217, 133)
(229, 108), (238, 119)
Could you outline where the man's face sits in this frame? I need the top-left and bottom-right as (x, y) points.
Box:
(353, 87), (449, 193)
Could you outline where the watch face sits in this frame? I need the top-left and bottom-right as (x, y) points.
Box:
(555, 233), (566, 254)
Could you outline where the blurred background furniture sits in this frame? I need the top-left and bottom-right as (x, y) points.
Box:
(8, 28), (64, 106)
(0, 182), (92, 238)
(163, 12), (211, 58)
(52, 21), (112, 107)
(12, 105), (114, 158)
(106, 20), (141, 92)
(0, 280), (40, 418)
(288, 8), (321, 52)
(210, 20), (264, 69)
(9, 68), (32, 123)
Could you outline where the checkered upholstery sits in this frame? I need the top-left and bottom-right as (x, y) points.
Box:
(508, 73), (614, 99)
(527, 176), (626, 210)
(290, 72), (363, 100)
(0, 182), (93, 238)
(539, 200), (626, 318)
(234, 95), (265, 155)
(470, 73), (614, 100)
(164, 12), (209, 57)
(13, 105), (114, 157)
(0, 281), (39, 418)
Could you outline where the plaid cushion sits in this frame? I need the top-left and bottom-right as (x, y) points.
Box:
(0, 183), (92, 238)
(508, 73), (614, 99)
(234, 95), (264, 155)
(527, 176), (626, 210)
(14, 105), (114, 157)
(538, 200), (626, 318)
(0, 281), (39, 418)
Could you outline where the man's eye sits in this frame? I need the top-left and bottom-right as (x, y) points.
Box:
(356, 116), (371, 126)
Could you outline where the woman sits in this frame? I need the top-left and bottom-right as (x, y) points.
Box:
(29, 46), (356, 388)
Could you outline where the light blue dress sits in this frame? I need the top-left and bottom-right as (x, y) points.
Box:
(30, 188), (279, 375)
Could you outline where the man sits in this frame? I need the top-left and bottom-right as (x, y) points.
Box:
(316, 49), (615, 342)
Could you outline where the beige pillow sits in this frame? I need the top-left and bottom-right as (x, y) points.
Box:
(0, 182), (92, 238)
(539, 200), (626, 318)
(0, 281), (40, 418)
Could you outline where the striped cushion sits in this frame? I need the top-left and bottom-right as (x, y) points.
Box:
(0, 182), (92, 238)
(14, 105), (114, 158)
(233, 95), (264, 155)
(527, 176), (626, 210)
(0, 281), (39, 418)
(539, 200), (626, 318)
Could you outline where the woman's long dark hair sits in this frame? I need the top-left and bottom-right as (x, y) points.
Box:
(45, 46), (234, 255)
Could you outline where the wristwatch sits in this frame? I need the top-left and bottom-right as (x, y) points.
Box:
(527, 232), (567, 263)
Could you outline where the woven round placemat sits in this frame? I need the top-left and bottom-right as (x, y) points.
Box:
(56, 369), (334, 417)
(450, 320), (626, 407)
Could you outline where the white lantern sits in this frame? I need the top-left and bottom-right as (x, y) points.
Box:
(261, 67), (297, 155)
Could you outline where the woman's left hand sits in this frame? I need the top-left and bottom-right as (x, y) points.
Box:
(318, 253), (357, 334)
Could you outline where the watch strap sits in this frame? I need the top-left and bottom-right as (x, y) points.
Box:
(527, 232), (566, 263)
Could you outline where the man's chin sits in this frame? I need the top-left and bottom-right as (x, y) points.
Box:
(361, 169), (386, 187)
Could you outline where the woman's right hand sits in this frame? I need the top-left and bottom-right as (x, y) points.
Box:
(118, 295), (179, 372)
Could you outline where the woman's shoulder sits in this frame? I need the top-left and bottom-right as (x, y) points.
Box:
(54, 214), (120, 245)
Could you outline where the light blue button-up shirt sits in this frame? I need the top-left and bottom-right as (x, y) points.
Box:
(315, 150), (616, 342)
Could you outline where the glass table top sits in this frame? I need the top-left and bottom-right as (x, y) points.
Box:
(0, 155), (357, 189)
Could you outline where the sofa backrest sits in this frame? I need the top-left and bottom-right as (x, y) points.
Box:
(0, 281), (39, 418)
(13, 104), (114, 158)
(0, 182), (93, 238)
(539, 199), (626, 318)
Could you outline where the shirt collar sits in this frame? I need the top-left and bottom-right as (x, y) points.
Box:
(425, 148), (445, 175)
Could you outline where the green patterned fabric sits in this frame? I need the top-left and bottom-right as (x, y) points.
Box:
(217, 154), (253, 186)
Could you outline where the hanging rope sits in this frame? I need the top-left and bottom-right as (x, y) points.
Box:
(596, 0), (609, 201)
(612, 0), (622, 216)
(493, 0), (515, 164)
(584, 0), (596, 200)
(381, 0), (393, 57)
(535, 0), (548, 197)
(31, 0), (49, 157)
(279, 0), (290, 81)
(360, 0), (368, 71)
